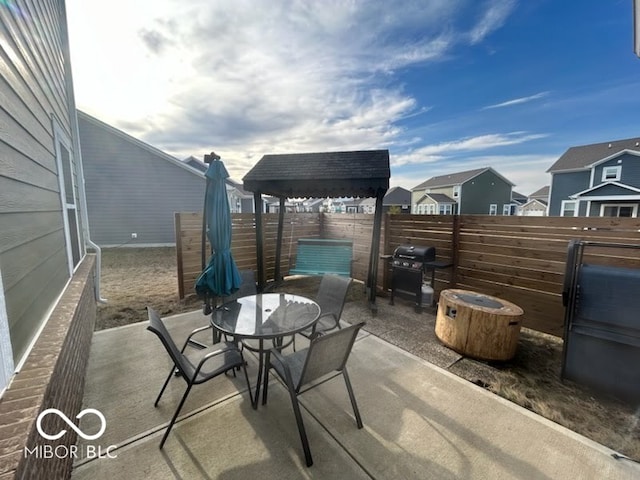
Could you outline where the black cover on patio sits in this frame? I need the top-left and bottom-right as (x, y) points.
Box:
(243, 149), (390, 310)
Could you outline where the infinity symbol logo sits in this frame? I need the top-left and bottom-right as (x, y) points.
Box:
(36, 408), (106, 441)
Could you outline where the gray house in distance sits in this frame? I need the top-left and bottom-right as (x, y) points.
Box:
(184, 155), (255, 213)
(411, 167), (515, 215)
(78, 111), (207, 246)
(383, 186), (412, 213)
(547, 137), (640, 217)
(518, 186), (549, 216)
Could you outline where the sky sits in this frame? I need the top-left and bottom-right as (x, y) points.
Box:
(65, 0), (640, 196)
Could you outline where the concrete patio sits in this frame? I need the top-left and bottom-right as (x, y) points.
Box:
(71, 307), (640, 479)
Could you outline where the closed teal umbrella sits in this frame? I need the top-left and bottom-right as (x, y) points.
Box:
(195, 156), (241, 304)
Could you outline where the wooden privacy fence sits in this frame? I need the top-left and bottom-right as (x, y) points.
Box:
(176, 212), (640, 337)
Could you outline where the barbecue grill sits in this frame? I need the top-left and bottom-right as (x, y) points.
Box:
(389, 245), (436, 312)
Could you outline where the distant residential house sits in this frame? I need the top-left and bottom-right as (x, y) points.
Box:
(383, 186), (412, 213)
(511, 190), (528, 206)
(226, 178), (255, 213)
(518, 186), (549, 216)
(547, 137), (640, 217)
(297, 198), (324, 212)
(183, 156), (255, 213)
(78, 111), (207, 246)
(359, 197), (377, 213)
(411, 167), (515, 215)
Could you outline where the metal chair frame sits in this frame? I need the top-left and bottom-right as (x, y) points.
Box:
(147, 307), (252, 448)
(263, 322), (365, 467)
(294, 275), (352, 351)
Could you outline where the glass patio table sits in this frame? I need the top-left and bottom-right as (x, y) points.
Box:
(211, 293), (320, 409)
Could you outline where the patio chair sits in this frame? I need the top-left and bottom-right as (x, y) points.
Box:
(293, 275), (352, 351)
(215, 269), (258, 343)
(262, 321), (365, 467)
(146, 307), (251, 448)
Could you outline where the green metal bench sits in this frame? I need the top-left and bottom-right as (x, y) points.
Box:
(289, 238), (353, 276)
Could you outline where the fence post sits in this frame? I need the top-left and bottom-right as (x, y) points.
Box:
(450, 214), (460, 288)
(174, 213), (185, 299)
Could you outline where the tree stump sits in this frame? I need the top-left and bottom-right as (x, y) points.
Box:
(435, 289), (524, 361)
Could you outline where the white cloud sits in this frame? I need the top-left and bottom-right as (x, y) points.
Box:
(468, 0), (517, 45)
(391, 131), (548, 167)
(483, 91), (550, 109)
(67, 0), (523, 182)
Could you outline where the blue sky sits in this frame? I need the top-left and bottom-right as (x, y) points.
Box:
(66, 0), (639, 196)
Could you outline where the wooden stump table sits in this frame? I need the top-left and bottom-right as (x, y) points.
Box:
(435, 289), (524, 361)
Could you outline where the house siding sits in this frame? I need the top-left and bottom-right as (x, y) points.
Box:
(78, 114), (206, 246)
(460, 170), (511, 214)
(548, 171), (591, 216)
(0, 0), (82, 362)
(593, 153), (640, 187)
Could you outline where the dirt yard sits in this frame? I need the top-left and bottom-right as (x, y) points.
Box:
(96, 247), (639, 462)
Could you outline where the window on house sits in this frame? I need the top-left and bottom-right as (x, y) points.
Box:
(489, 204), (497, 215)
(600, 204), (637, 218)
(452, 185), (460, 198)
(561, 200), (577, 217)
(502, 204), (516, 215)
(601, 166), (621, 182)
(426, 204), (435, 214)
(54, 122), (83, 273)
(439, 204), (452, 215)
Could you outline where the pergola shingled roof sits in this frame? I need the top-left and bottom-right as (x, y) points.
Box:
(243, 150), (390, 198)
(243, 149), (390, 311)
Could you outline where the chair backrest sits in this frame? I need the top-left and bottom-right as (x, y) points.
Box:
(297, 322), (364, 390)
(147, 307), (194, 378)
(315, 275), (352, 323)
(226, 270), (257, 301)
(237, 270), (257, 296)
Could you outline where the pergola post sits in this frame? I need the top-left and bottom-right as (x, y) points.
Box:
(253, 191), (265, 292)
(366, 188), (385, 313)
(274, 197), (286, 283)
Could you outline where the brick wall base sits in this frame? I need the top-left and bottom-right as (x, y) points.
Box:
(0, 255), (97, 480)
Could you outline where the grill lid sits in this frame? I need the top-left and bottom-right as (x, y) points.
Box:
(393, 245), (436, 262)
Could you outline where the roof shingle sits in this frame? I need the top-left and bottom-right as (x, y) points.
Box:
(243, 150), (390, 198)
(547, 137), (640, 172)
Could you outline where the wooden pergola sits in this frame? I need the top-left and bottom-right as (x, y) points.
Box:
(243, 150), (390, 311)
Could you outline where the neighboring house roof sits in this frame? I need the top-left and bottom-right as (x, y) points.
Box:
(383, 186), (411, 205)
(511, 191), (528, 205)
(243, 150), (390, 198)
(412, 166), (514, 190)
(227, 178), (252, 197)
(521, 198), (548, 209)
(77, 111), (205, 178)
(570, 181), (640, 199)
(427, 193), (456, 203)
(522, 198), (548, 208)
(416, 193), (456, 204)
(183, 155), (252, 195)
(183, 156), (208, 172)
(529, 185), (549, 200)
(359, 198), (377, 208)
(547, 137), (640, 173)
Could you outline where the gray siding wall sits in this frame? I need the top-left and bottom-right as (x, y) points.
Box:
(79, 115), (206, 246)
(594, 153), (640, 188)
(0, 0), (81, 362)
(548, 171), (591, 216)
(459, 170), (512, 214)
